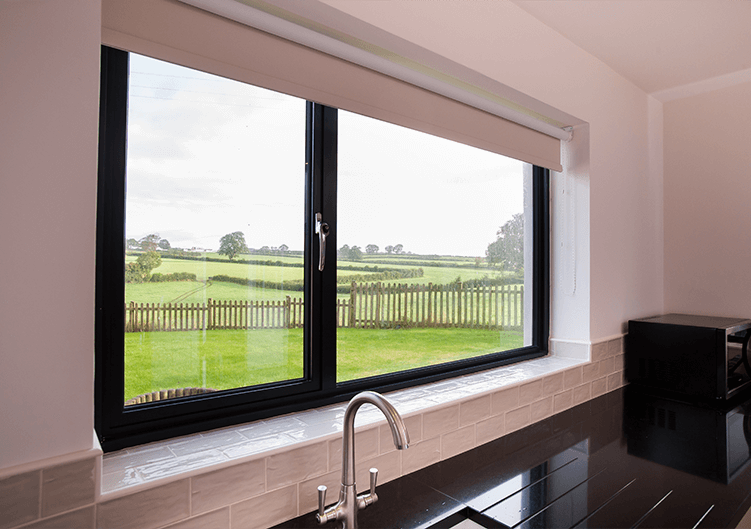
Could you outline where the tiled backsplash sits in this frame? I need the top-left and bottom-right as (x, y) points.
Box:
(1, 337), (625, 529)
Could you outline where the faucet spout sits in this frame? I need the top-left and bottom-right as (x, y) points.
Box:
(317, 391), (409, 528)
(341, 391), (409, 487)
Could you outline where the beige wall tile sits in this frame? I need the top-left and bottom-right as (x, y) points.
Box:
(542, 373), (564, 396)
(554, 390), (574, 413)
(380, 414), (421, 453)
(608, 337), (623, 357)
(299, 449), (403, 515)
(163, 508), (229, 529)
(563, 367), (582, 389)
(608, 372), (624, 391)
(423, 405), (459, 440)
(592, 376), (608, 397)
(104, 446), (173, 474)
(0, 470), (40, 529)
(232, 484), (297, 529)
(530, 396), (553, 423)
(266, 441), (328, 490)
(518, 380), (543, 405)
(299, 470), (339, 516)
(41, 457), (96, 518)
(441, 426), (475, 460)
(491, 387), (519, 415)
(22, 506), (94, 529)
(573, 384), (591, 406)
(459, 395), (491, 426)
(329, 428), (379, 472)
(191, 459), (265, 515)
(614, 354), (625, 371)
(97, 479), (190, 529)
(591, 341), (608, 362)
(358, 450), (401, 487)
(475, 414), (504, 446)
(599, 357), (615, 376)
(402, 437), (441, 475)
(505, 406), (531, 433)
(582, 362), (600, 383)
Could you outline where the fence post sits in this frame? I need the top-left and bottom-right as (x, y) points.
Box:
(349, 282), (357, 328)
(285, 296), (291, 328)
(457, 283), (463, 328)
(375, 282), (382, 329)
(427, 283), (433, 327)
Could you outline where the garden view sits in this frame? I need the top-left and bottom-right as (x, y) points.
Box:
(123, 223), (525, 403)
(122, 52), (529, 405)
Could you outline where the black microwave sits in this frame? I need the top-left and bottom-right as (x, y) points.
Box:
(626, 314), (751, 401)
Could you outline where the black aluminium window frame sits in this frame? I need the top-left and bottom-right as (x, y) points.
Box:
(95, 45), (550, 452)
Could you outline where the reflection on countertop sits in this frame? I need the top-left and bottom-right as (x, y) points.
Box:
(275, 386), (751, 528)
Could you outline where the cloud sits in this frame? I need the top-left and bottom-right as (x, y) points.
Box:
(125, 53), (526, 257)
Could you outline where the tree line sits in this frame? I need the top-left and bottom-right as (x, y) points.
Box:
(131, 220), (523, 274)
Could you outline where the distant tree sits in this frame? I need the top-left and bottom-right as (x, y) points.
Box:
(137, 250), (162, 271)
(278, 244), (289, 254)
(139, 234), (160, 252)
(218, 231), (248, 260)
(349, 246), (363, 261)
(126, 238), (139, 250)
(158, 238), (171, 250)
(365, 244), (379, 254)
(486, 213), (524, 273)
(393, 244), (404, 254)
(125, 251), (162, 283)
(385, 245), (394, 254)
(338, 244), (351, 259)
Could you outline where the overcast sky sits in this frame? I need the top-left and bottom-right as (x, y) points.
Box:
(125, 53), (525, 257)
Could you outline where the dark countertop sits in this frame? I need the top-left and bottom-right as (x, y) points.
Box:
(273, 387), (751, 528)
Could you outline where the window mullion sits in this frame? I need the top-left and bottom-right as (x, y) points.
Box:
(308, 103), (338, 391)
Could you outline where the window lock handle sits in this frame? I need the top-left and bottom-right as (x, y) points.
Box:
(315, 213), (330, 272)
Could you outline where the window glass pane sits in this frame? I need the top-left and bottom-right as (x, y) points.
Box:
(337, 110), (531, 382)
(123, 54), (306, 405)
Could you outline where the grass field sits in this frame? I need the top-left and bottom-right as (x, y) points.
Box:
(124, 327), (523, 400)
(125, 253), (516, 304)
(126, 280), (293, 304)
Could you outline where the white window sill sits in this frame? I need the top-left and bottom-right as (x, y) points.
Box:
(100, 351), (603, 500)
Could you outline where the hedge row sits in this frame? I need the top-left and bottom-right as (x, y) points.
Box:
(359, 258), (489, 269)
(210, 268), (424, 294)
(459, 276), (524, 288)
(152, 252), (419, 274)
(338, 268), (424, 284)
(210, 275), (305, 292)
(149, 272), (197, 282)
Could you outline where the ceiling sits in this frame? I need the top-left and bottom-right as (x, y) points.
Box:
(510, 0), (751, 99)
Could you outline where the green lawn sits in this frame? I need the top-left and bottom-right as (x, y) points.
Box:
(126, 256), (303, 282)
(125, 256), (515, 305)
(124, 327), (523, 401)
(126, 280), (294, 304)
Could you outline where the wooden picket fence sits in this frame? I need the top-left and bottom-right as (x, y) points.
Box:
(125, 282), (523, 332)
(125, 297), (304, 332)
(337, 282), (523, 330)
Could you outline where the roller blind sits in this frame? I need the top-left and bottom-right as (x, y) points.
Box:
(102, 0), (564, 171)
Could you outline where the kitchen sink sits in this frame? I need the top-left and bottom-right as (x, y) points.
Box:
(424, 507), (507, 529)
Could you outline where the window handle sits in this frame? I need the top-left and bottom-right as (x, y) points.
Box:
(315, 213), (330, 272)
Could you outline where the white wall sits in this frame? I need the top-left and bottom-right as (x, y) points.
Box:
(0, 0), (665, 473)
(664, 80), (751, 316)
(0, 0), (101, 470)
(320, 0), (664, 340)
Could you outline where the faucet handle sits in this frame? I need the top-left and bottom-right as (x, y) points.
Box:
(317, 485), (327, 518)
(369, 467), (378, 495)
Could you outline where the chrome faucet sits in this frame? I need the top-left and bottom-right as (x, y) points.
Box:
(316, 391), (410, 528)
